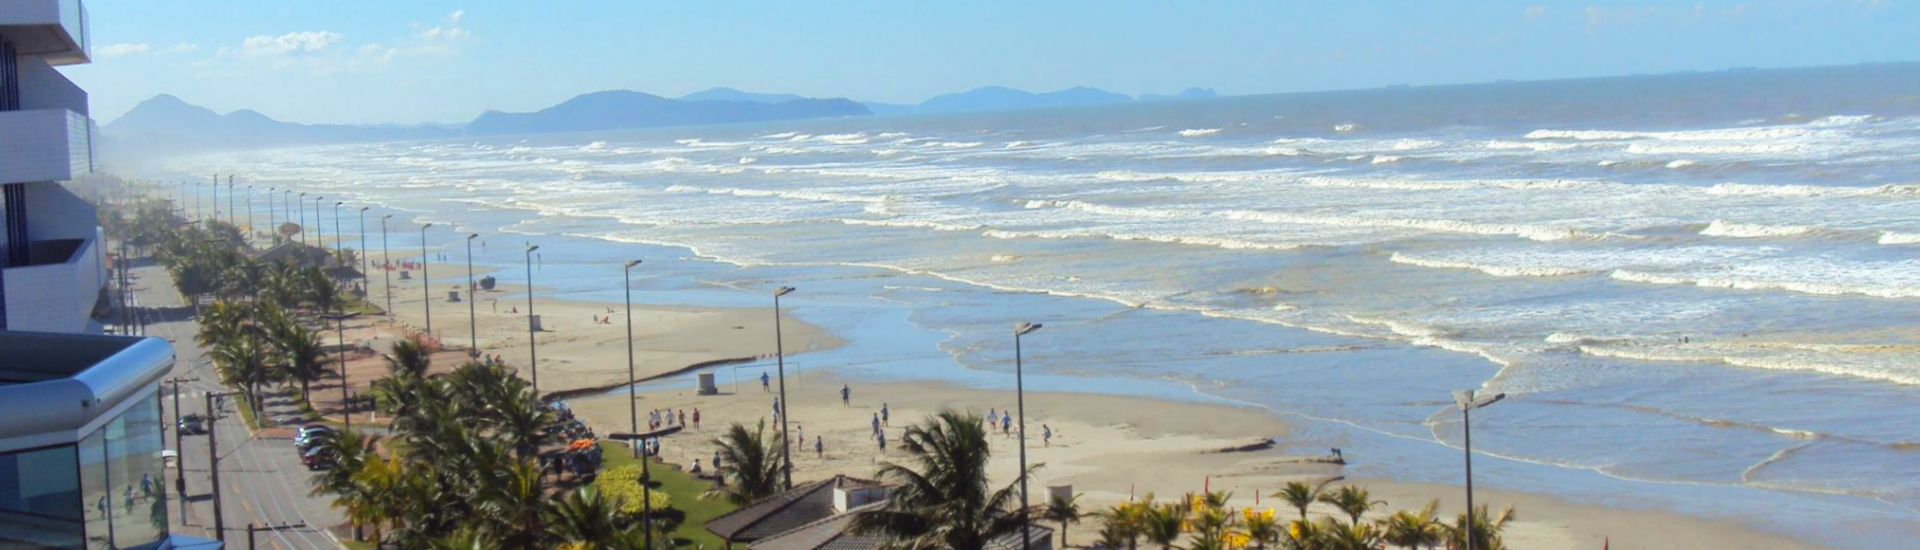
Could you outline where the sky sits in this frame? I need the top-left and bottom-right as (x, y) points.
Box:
(65, 0), (1919, 125)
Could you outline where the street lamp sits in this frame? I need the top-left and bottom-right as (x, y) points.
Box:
(421, 223), (434, 339)
(206, 390), (236, 543)
(466, 233), (480, 355)
(1014, 321), (1042, 550)
(624, 259), (643, 457)
(525, 244), (541, 396)
(267, 187), (276, 242)
(314, 196), (326, 251)
(324, 312), (360, 430)
(358, 207), (370, 294)
(381, 215), (393, 314)
(245, 184), (254, 241)
(226, 176), (235, 227)
(297, 192), (308, 244)
(209, 174), (219, 225)
(333, 202), (344, 271)
(1452, 389), (1505, 550)
(773, 285), (796, 489)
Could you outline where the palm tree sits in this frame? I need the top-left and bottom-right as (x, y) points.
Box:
(1099, 501), (1146, 550)
(1243, 510), (1280, 550)
(387, 336), (432, 378)
(1184, 504), (1239, 550)
(1444, 505), (1515, 550)
(1041, 492), (1084, 548)
(1316, 485), (1384, 526)
(546, 486), (630, 548)
(268, 318), (328, 404)
(849, 410), (1039, 550)
(1377, 500), (1443, 550)
(209, 334), (272, 413)
(1277, 480), (1331, 522)
(1096, 522), (1132, 550)
(307, 429), (377, 498)
(476, 459), (550, 550)
(492, 386), (554, 460)
(1318, 519), (1382, 550)
(195, 300), (248, 349)
(707, 421), (787, 505)
(1138, 503), (1183, 550)
(429, 528), (501, 550)
(1279, 518), (1326, 550)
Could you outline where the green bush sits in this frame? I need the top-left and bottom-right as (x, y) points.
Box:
(595, 465), (672, 515)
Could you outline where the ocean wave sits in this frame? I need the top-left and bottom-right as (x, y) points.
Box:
(1879, 231), (1920, 245)
(1578, 342), (1920, 387)
(1219, 209), (1590, 242)
(1391, 139), (1441, 150)
(1370, 155), (1404, 164)
(1390, 252), (1593, 278)
(1705, 182), (1920, 198)
(664, 184), (891, 205)
(759, 131), (800, 139)
(1178, 128), (1222, 137)
(1610, 269), (1920, 299)
(817, 133), (870, 145)
(580, 141), (609, 152)
(1700, 220), (1820, 239)
(1665, 159), (1698, 169)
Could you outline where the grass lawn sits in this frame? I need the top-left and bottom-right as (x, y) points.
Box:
(598, 442), (737, 549)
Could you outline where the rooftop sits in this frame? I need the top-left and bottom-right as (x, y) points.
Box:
(0, 331), (172, 446)
(0, 0), (91, 65)
(705, 475), (884, 543)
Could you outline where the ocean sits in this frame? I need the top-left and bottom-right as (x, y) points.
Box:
(172, 63), (1920, 546)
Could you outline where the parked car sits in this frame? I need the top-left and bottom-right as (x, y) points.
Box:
(177, 414), (208, 435)
(301, 446), (335, 471)
(293, 424), (333, 451)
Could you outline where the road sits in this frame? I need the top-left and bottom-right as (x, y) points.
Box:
(128, 258), (348, 550)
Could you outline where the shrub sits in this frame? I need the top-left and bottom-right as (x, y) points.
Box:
(595, 465), (672, 515)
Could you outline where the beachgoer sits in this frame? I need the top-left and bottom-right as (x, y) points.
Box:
(798, 425), (805, 444)
(841, 384), (851, 406)
(690, 459), (702, 475)
(773, 398), (782, 419)
(666, 409), (676, 426)
(877, 429), (886, 450)
(1043, 424), (1052, 447)
(693, 408), (701, 429)
(815, 436), (824, 458)
(678, 409), (686, 427)
(713, 451), (721, 471)
(881, 403), (890, 426)
(988, 408), (998, 429)
(761, 372), (771, 392)
(871, 413), (881, 435)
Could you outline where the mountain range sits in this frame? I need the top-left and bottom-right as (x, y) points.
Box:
(100, 84), (1219, 161)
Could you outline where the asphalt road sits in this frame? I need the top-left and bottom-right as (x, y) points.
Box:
(128, 259), (348, 550)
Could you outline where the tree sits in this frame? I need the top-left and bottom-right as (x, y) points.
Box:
(209, 334), (272, 413)
(706, 421), (786, 505)
(546, 486), (631, 548)
(387, 336), (432, 378)
(1041, 492), (1084, 549)
(1277, 480), (1331, 522)
(1243, 510), (1280, 550)
(850, 411), (1039, 550)
(1444, 505), (1515, 550)
(1138, 503), (1183, 550)
(1377, 500), (1442, 550)
(267, 314), (328, 404)
(477, 460), (550, 550)
(1316, 486), (1384, 526)
(1099, 501), (1146, 550)
(1317, 519), (1382, 550)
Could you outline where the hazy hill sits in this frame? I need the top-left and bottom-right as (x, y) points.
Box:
(679, 87), (808, 104)
(103, 94), (453, 158)
(913, 86), (1134, 113)
(1139, 87), (1220, 101)
(464, 90), (870, 135)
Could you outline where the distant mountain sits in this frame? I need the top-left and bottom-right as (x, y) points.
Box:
(1139, 87), (1220, 102)
(465, 90), (870, 135)
(913, 86), (1134, 114)
(679, 87), (807, 104)
(102, 94), (455, 160)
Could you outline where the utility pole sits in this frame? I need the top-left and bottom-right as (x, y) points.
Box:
(207, 391), (231, 543)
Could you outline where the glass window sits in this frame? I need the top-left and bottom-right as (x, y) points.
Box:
(76, 393), (168, 550)
(0, 444), (83, 550)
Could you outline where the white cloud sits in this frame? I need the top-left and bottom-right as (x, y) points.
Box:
(1523, 5), (1548, 21)
(239, 31), (343, 57)
(98, 43), (151, 58)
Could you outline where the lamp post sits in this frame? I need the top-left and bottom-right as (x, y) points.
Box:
(325, 312), (358, 431)
(624, 259), (643, 457)
(226, 176), (235, 227)
(421, 223), (434, 339)
(525, 244), (541, 396)
(772, 286), (796, 490)
(358, 207), (370, 294)
(267, 187), (275, 242)
(314, 196), (326, 251)
(466, 233), (480, 355)
(209, 174), (218, 225)
(1452, 389), (1506, 550)
(333, 202), (344, 271)
(297, 193), (308, 245)
(1013, 321), (1042, 550)
(207, 390), (234, 543)
(381, 215), (393, 314)
(245, 184), (254, 241)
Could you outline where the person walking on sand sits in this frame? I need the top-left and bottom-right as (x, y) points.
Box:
(882, 403), (890, 426)
(815, 435), (824, 458)
(1043, 424), (1053, 447)
(988, 408), (998, 429)
(797, 424), (805, 445)
(841, 383), (851, 406)
(773, 398), (782, 420)
(678, 409), (687, 427)
(871, 412), (881, 435)
(693, 408), (701, 429)
(876, 429), (886, 451)
(762, 372), (771, 392)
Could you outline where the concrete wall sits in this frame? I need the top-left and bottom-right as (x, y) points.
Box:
(4, 232), (100, 333)
(23, 180), (96, 241)
(0, 109), (90, 184)
(14, 55), (86, 115)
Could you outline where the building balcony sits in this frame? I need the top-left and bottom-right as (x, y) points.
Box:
(0, 0), (91, 65)
(0, 108), (93, 185)
(2, 232), (103, 333)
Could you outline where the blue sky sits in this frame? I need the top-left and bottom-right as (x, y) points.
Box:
(67, 0), (1917, 125)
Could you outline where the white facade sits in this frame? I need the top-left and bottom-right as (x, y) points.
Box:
(1, 0), (100, 333)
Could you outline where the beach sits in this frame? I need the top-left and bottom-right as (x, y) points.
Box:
(564, 376), (1838, 550)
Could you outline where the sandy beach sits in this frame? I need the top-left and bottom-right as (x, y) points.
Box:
(566, 377), (1839, 550)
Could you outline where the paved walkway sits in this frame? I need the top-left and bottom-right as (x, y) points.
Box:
(129, 258), (348, 550)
